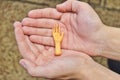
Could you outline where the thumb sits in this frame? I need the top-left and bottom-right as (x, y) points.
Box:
(19, 59), (55, 77)
(19, 59), (35, 69)
(19, 59), (36, 76)
(56, 0), (79, 13)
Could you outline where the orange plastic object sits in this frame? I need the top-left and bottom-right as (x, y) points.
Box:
(52, 24), (64, 56)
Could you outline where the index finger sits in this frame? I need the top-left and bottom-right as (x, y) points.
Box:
(28, 8), (62, 19)
(14, 21), (36, 61)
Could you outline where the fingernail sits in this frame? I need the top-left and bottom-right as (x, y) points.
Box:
(20, 61), (26, 68)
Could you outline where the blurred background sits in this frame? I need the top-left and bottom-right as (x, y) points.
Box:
(0, 0), (119, 80)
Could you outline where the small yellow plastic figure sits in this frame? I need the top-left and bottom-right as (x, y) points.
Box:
(52, 24), (64, 56)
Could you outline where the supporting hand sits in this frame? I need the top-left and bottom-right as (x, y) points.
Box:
(14, 22), (120, 80)
(14, 21), (96, 79)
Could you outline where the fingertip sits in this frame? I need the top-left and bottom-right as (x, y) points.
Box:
(13, 21), (21, 27)
(19, 59), (27, 68)
(19, 59), (36, 70)
(28, 9), (40, 18)
(14, 21), (22, 30)
(28, 10), (35, 17)
(29, 35), (38, 43)
(14, 21), (21, 24)
(13, 21), (22, 34)
(22, 18), (28, 24)
(56, 0), (72, 12)
(56, 0), (79, 12)
(56, 4), (60, 10)
(22, 17), (32, 26)
(56, 3), (66, 12)
(29, 35), (34, 41)
(28, 10), (32, 17)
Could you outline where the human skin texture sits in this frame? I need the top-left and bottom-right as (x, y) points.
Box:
(22, 0), (120, 60)
(14, 21), (120, 80)
(22, 1), (104, 57)
(14, 0), (120, 79)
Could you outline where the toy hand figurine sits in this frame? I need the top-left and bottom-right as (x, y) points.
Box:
(52, 24), (64, 56)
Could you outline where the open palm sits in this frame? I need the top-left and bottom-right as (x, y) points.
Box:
(14, 22), (93, 79)
(22, 1), (104, 56)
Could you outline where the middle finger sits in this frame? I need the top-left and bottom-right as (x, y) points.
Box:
(22, 18), (63, 29)
(23, 26), (52, 37)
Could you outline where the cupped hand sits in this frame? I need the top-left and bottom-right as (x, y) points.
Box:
(21, 0), (105, 56)
(14, 21), (95, 79)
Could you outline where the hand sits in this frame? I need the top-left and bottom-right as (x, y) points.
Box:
(14, 21), (95, 79)
(52, 24), (64, 55)
(21, 0), (105, 56)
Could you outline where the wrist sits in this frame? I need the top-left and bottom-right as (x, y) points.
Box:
(55, 42), (61, 55)
(76, 61), (120, 80)
(90, 24), (107, 56)
(99, 25), (120, 60)
(74, 59), (98, 80)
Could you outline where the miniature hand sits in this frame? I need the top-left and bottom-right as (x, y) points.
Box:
(14, 21), (96, 79)
(52, 24), (64, 55)
(22, 0), (105, 56)
(52, 24), (64, 43)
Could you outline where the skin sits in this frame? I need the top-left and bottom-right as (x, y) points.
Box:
(13, 0), (120, 79)
(13, 21), (95, 79)
(14, 22), (120, 80)
(22, 0), (120, 60)
(22, 0), (104, 56)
